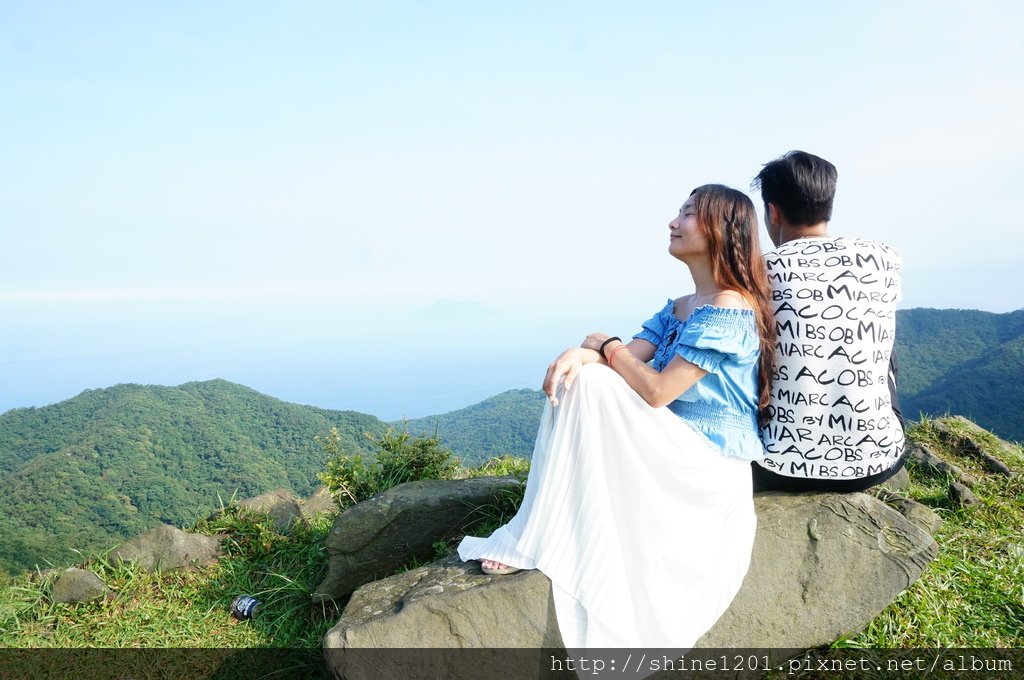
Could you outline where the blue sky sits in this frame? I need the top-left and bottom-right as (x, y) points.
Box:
(2, 1), (1022, 419)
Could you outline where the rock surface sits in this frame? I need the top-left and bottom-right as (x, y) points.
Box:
(695, 492), (937, 647)
(933, 416), (1016, 477)
(875, 493), (945, 535)
(326, 555), (560, 649)
(323, 491), (938, 666)
(906, 441), (980, 487)
(236, 488), (307, 533)
(949, 481), (981, 508)
(109, 524), (222, 572)
(313, 476), (523, 605)
(300, 486), (340, 519)
(51, 568), (112, 603)
(876, 465), (911, 494)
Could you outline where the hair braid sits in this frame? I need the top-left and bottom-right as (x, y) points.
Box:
(691, 184), (777, 426)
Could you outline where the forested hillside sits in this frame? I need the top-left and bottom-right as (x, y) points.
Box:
(0, 380), (385, 575)
(401, 389), (546, 466)
(895, 308), (1024, 440)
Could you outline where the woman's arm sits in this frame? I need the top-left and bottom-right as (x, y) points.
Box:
(542, 338), (657, 407)
(582, 333), (706, 408)
(608, 350), (707, 408)
(583, 292), (749, 408)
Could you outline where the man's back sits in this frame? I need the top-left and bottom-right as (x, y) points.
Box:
(758, 235), (905, 482)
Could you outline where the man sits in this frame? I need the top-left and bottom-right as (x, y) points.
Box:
(753, 150), (905, 492)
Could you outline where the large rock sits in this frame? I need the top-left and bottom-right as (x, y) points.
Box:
(109, 524), (222, 572)
(51, 568), (112, 603)
(695, 492), (938, 647)
(323, 491), (938, 675)
(313, 476), (523, 605)
(236, 488), (307, 533)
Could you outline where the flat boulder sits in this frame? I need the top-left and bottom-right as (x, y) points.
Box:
(110, 524), (222, 572)
(313, 476), (523, 606)
(326, 555), (559, 649)
(236, 488), (307, 533)
(324, 490), (938, 675)
(51, 568), (112, 604)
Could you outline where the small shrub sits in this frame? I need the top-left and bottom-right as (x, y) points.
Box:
(317, 427), (459, 508)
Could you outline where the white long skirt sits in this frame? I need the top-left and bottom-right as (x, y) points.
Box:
(458, 364), (756, 650)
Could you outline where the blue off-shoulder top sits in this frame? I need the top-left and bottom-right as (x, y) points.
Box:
(633, 299), (764, 461)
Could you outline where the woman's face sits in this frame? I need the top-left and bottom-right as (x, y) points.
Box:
(668, 194), (708, 261)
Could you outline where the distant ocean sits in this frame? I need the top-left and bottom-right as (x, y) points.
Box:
(0, 294), (642, 420)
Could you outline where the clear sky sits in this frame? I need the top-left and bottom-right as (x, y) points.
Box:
(2, 1), (1022, 419)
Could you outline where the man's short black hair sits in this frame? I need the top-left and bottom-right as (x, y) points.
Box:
(753, 150), (837, 226)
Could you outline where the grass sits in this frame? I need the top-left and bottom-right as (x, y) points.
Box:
(0, 509), (337, 650)
(1, 417), (1020, 676)
(0, 452), (528, 652)
(840, 417), (1024, 648)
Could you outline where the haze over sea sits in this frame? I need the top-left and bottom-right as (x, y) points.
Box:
(2, 2), (1022, 420)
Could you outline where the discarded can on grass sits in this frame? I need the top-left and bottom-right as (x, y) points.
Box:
(230, 594), (262, 620)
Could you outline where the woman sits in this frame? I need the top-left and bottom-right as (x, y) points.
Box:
(458, 184), (775, 649)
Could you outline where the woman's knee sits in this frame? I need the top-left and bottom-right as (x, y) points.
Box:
(578, 363), (616, 381)
(574, 363), (628, 394)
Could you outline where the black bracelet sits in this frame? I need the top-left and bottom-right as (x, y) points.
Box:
(599, 336), (622, 360)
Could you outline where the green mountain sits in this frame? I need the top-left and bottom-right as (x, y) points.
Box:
(895, 308), (1024, 441)
(3, 306), (1021, 575)
(402, 308), (1024, 455)
(403, 307), (1024, 462)
(400, 389), (547, 466)
(0, 380), (386, 575)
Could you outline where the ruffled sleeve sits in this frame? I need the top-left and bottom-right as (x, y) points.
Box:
(632, 299), (676, 346)
(674, 306), (757, 374)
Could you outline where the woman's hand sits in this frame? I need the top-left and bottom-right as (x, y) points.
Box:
(543, 347), (599, 407)
(581, 332), (613, 353)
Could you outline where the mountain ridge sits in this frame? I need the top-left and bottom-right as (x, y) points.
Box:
(894, 307), (1024, 439)
(2, 306), (1022, 575)
(0, 379), (386, 575)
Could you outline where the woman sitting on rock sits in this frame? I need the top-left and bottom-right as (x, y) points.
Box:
(458, 183), (775, 649)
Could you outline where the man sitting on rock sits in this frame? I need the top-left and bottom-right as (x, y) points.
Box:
(753, 150), (906, 492)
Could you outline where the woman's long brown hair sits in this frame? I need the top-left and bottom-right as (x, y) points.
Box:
(690, 184), (776, 426)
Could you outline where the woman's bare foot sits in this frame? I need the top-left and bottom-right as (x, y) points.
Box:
(480, 559), (520, 575)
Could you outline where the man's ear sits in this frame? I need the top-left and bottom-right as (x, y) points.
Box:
(765, 203), (781, 227)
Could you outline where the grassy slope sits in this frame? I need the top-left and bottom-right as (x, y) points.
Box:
(1, 417), (1020, 663)
(841, 417), (1024, 648)
(0, 509), (339, 649)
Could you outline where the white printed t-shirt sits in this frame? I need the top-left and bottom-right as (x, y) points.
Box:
(757, 236), (905, 480)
